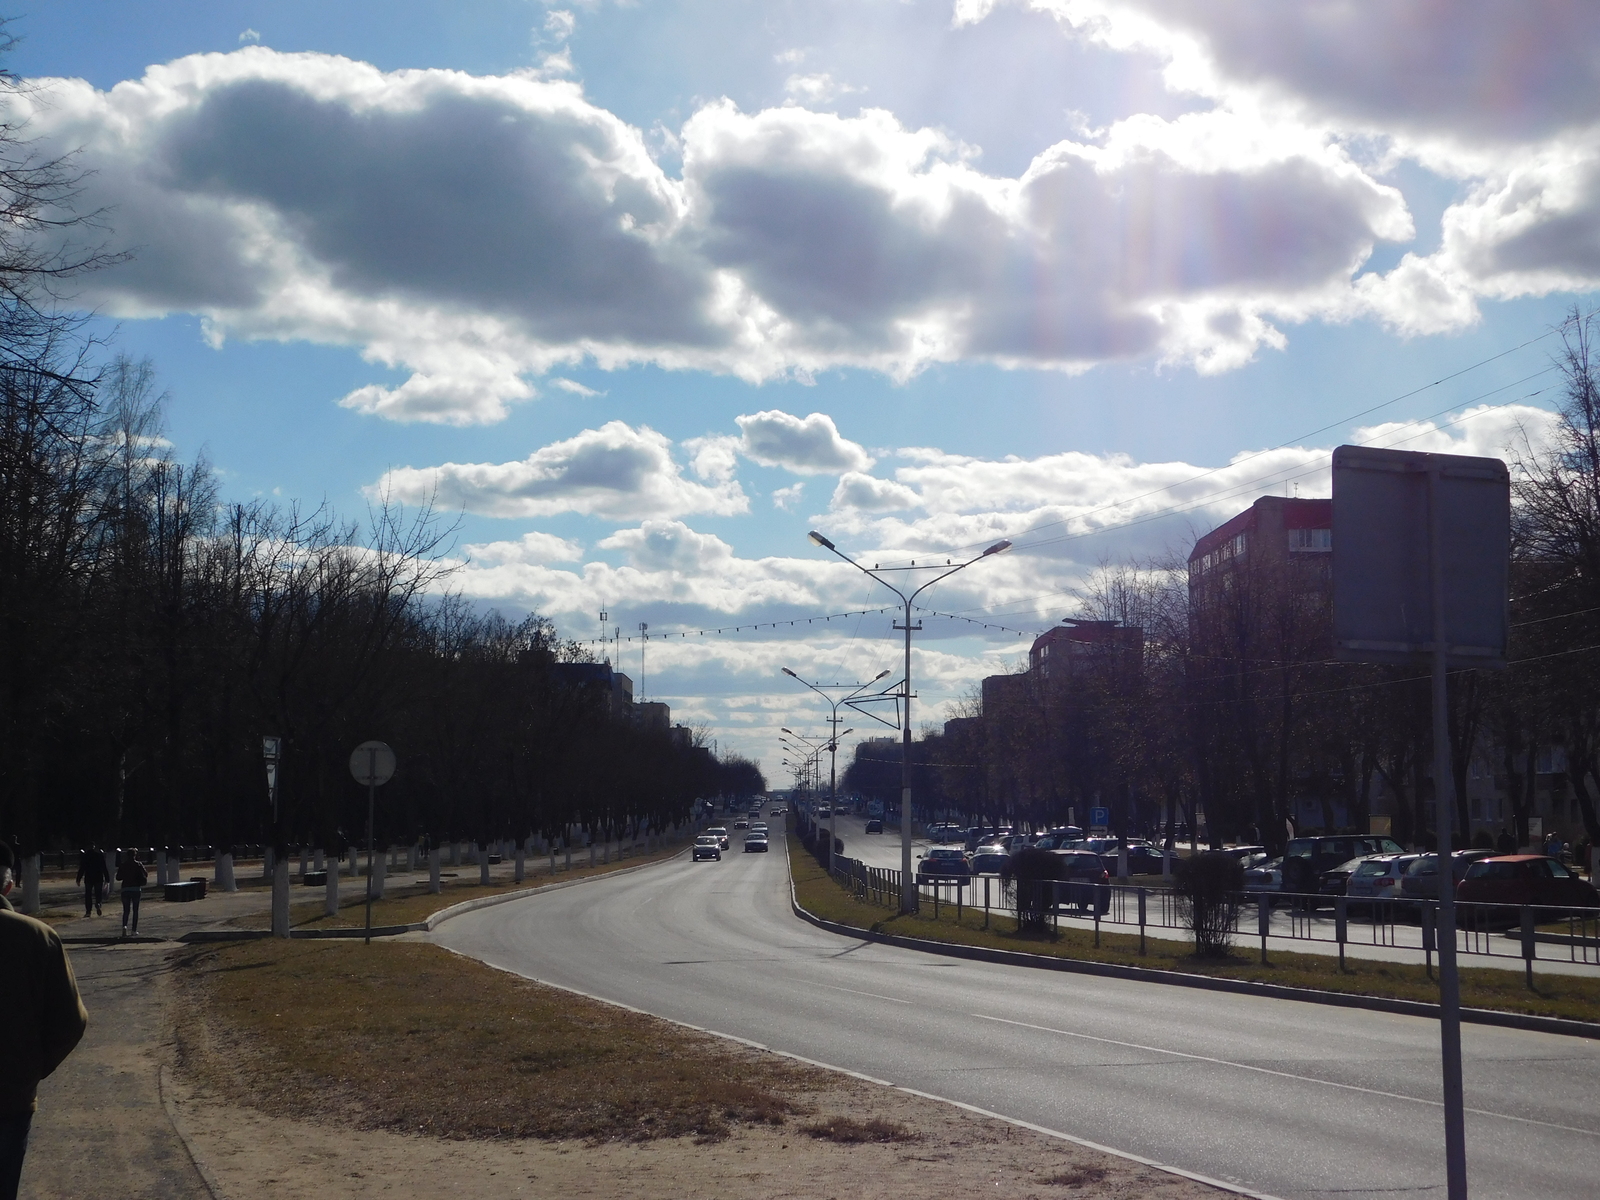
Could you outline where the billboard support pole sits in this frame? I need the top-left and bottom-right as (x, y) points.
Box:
(1429, 463), (1468, 1200)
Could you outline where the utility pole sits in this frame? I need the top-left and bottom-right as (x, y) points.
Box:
(807, 532), (1011, 914)
(781, 670), (886, 873)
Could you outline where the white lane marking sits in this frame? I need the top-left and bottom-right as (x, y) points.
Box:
(811, 981), (912, 1004)
(972, 1013), (1596, 1138)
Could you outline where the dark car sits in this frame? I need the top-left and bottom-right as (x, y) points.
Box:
(916, 847), (972, 880)
(1280, 835), (1404, 898)
(865, 818), (884, 833)
(969, 850), (1010, 875)
(1049, 850), (1111, 915)
(1456, 855), (1600, 913)
(692, 836), (721, 862)
(1400, 849), (1497, 902)
(743, 833), (769, 853)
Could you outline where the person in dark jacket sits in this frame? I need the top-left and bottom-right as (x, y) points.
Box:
(74, 846), (110, 918)
(115, 851), (148, 937)
(0, 841), (88, 1199)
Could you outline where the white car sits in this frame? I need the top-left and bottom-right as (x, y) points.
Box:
(1344, 853), (1422, 903)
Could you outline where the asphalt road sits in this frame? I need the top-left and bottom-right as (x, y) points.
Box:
(433, 833), (1600, 1200)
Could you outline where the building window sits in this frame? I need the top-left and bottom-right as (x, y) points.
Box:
(1288, 527), (1332, 553)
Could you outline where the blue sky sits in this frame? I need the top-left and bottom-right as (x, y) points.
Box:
(17, 1), (1600, 780)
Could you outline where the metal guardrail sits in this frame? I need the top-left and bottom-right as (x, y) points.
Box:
(827, 855), (1600, 976)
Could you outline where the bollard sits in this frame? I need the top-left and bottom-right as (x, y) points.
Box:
(1258, 894), (1271, 964)
(1521, 905), (1537, 989)
(215, 851), (237, 893)
(479, 842), (491, 887)
(407, 843), (418, 872)
(324, 861), (340, 917)
(157, 849), (170, 887)
(429, 844), (442, 895)
(1137, 887), (1147, 956)
(1335, 896), (1348, 971)
(515, 839), (526, 883)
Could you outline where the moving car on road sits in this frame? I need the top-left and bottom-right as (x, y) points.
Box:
(692, 836), (722, 862)
(916, 847), (972, 881)
(705, 826), (731, 850)
(744, 833), (769, 853)
(865, 818), (884, 833)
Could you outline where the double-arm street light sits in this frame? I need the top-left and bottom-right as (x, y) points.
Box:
(780, 730), (825, 798)
(781, 669), (887, 872)
(807, 531), (1012, 914)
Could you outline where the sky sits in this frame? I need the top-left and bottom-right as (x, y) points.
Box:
(14, 1), (1600, 786)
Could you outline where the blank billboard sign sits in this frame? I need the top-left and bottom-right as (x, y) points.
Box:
(1332, 445), (1509, 669)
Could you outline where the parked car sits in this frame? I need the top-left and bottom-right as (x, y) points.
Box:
(1048, 850), (1111, 915)
(1281, 835), (1405, 897)
(969, 849), (1010, 875)
(916, 847), (972, 880)
(1120, 845), (1169, 875)
(865, 818), (884, 833)
(1456, 855), (1600, 913)
(928, 823), (966, 844)
(705, 826), (731, 850)
(692, 836), (722, 862)
(743, 833), (769, 853)
(1342, 853), (1422, 906)
(1400, 850), (1496, 902)
(1243, 856), (1283, 895)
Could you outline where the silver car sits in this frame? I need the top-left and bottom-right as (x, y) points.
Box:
(1345, 853), (1422, 904)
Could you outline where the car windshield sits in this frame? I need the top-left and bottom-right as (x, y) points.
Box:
(1466, 860), (1521, 880)
(695, 836), (715, 845)
(928, 849), (964, 859)
(1353, 860), (1389, 877)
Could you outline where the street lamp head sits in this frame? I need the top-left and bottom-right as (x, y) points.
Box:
(873, 669), (891, 681)
(982, 539), (1013, 557)
(808, 530), (836, 551)
(781, 727), (793, 735)
(781, 667), (797, 678)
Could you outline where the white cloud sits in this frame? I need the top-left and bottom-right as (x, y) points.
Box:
(550, 377), (603, 396)
(463, 530), (584, 565)
(830, 471), (920, 512)
(238, 29), (260, 45)
(374, 420), (748, 519)
(10, 45), (1464, 424)
(784, 73), (861, 106)
(772, 482), (805, 510)
(734, 409), (874, 474)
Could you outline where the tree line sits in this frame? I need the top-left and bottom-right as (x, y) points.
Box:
(0, 81), (761, 862)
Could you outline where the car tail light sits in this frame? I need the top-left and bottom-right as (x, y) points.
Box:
(1100, 870), (1109, 882)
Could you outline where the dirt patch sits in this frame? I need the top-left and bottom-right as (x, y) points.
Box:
(167, 938), (1224, 1199)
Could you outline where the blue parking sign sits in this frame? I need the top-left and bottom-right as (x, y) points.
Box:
(1090, 807), (1109, 829)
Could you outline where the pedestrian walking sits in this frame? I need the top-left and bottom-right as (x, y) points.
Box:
(1496, 827), (1515, 854)
(74, 845), (109, 918)
(0, 841), (88, 1200)
(115, 851), (148, 937)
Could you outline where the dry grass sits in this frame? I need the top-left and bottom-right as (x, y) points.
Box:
(800, 1116), (919, 1144)
(791, 834), (1600, 1025)
(173, 938), (826, 1143)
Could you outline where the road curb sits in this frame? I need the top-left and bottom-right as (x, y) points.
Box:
(158, 1064), (229, 1200)
(424, 845), (692, 930)
(788, 887), (1600, 1042)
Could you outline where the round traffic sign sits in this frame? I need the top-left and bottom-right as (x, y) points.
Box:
(349, 740), (396, 786)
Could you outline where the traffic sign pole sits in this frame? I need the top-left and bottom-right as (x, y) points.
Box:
(365, 747), (376, 945)
(348, 741), (396, 947)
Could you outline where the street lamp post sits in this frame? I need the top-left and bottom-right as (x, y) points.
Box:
(781, 669), (887, 873)
(262, 735), (289, 938)
(807, 532), (1011, 914)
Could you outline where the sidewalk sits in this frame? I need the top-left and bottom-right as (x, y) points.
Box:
(22, 944), (211, 1199)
